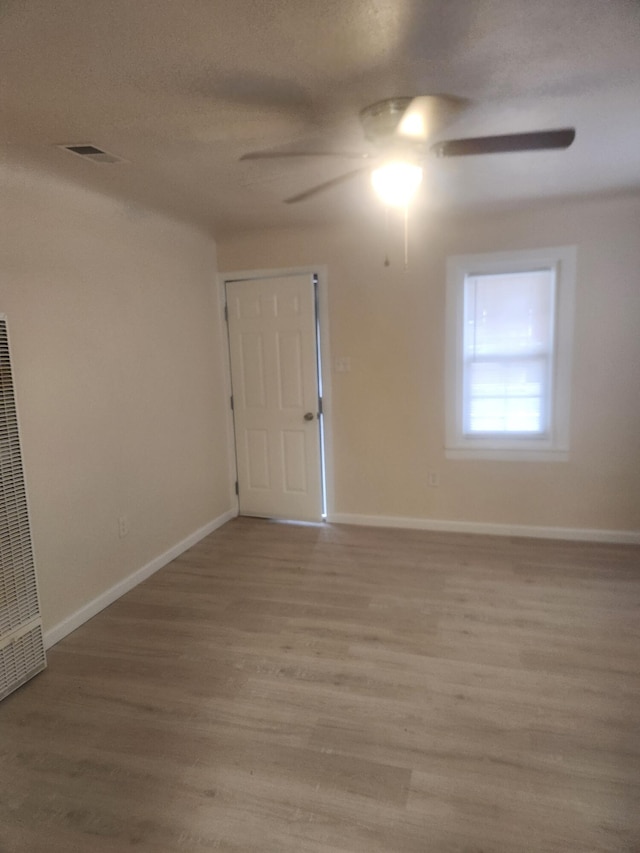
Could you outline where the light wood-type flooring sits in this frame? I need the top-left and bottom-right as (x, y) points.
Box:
(1, 518), (639, 853)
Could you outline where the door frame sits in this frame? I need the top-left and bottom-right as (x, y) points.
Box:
(217, 265), (334, 521)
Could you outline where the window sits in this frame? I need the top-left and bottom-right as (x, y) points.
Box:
(445, 246), (576, 461)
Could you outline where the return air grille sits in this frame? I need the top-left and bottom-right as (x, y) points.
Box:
(0, 315), (46, 701)
(0, 622), (46, 701)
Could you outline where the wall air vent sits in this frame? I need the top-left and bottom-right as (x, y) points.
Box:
(58, 144), (126, 164)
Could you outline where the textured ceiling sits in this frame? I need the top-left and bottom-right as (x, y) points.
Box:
(1, 0), (639, 236)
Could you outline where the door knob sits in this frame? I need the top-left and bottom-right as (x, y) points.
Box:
(304, 412), (314, 421)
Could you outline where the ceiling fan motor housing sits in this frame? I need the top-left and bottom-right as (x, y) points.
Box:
(359, 97), (414, 143)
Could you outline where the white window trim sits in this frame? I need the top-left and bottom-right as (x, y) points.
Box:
(445, 245), (576, 462)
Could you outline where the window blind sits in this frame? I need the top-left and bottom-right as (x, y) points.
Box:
(463, 269), (555, 436)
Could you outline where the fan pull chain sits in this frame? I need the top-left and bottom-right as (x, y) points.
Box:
(381, 205), (411, 268)
(404, 204), (409, 270)
(383, 205), (390, 266)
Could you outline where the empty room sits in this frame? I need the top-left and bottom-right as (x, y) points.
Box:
(1, 1), (639, 851)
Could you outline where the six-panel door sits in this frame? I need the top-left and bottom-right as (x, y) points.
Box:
(226, 274), (323, 521)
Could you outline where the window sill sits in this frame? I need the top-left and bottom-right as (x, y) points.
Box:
(445, 447), (569, 462)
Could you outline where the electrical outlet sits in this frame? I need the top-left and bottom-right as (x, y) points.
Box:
(118, 516), (129, 538)
(428, 471), (440, 488)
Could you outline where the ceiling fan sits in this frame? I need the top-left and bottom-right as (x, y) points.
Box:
(240, 96), (576, 207)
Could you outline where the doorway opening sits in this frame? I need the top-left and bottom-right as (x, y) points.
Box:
(222, 268), (330, 523)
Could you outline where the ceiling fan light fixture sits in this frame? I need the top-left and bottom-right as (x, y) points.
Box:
(398, 113), (425, 138)
(371, 161), (423, 207)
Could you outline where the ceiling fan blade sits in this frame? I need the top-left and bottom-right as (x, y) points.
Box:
(284, 167), (369, 204)
(431, 128), (576, 157)
(240, 150), (372, 161)
(396, 95), (466, 142)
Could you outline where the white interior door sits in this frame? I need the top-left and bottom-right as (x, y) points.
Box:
(226, 274), (323, 522)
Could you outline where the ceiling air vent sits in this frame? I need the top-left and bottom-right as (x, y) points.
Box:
(58, 144), (126, 164)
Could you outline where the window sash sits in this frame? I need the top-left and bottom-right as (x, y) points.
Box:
(461, 268), (556, 439)
(463, 353), (551, 437)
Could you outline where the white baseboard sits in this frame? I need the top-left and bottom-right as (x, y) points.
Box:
(327, 512), (640, 545)
(44, 508), (237, 649)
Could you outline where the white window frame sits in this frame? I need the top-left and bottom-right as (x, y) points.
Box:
(445, 246), (576, 462)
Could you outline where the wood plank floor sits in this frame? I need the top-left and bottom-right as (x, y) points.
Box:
(1, 518), (639, 853)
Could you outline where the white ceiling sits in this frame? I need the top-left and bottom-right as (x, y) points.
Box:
(1, 0), (639, 236)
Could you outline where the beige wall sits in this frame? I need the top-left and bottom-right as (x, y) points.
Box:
(218, 192), (640, 534)
(2, 158), (636, 646)
(0, 161), (232, 633)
